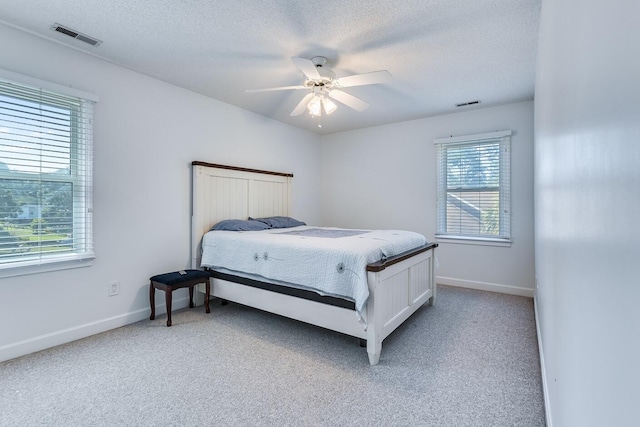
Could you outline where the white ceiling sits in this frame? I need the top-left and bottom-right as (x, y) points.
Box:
(0, 0), (541, 135)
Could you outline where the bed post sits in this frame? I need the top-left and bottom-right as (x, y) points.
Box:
(365, 272), (382, 365)
(429, 253), (437, 306)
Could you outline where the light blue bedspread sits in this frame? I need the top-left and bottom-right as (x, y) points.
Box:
(200, 226), (427, 319)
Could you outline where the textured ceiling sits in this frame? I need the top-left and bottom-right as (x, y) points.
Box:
(0, 0), (541, 135)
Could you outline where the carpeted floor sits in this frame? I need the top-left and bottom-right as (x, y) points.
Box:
(0, 285), (545, 426)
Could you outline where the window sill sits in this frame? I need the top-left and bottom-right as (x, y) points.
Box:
(0, 255), (95, 279)
(435, 236), (512, 247)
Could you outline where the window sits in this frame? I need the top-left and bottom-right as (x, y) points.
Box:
(0, 70), (96, 273)
(435, 130), (511, 243)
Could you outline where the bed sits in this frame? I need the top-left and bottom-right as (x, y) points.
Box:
(191, 161), (437, 365)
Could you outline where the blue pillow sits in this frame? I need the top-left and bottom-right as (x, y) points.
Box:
(210, 219), (271, 231)
(249, 216), (306, 229)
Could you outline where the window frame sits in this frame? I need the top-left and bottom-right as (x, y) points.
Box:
(434, 130), (512, 246)
(0, 68), (97, 277)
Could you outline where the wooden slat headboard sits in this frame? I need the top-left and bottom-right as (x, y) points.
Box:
(191, 162), (293, 269)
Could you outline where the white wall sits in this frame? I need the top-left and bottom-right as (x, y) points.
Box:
(0, 24), (321, 362)
(535, 0), (640, 425)
(320, 101), (535, 296)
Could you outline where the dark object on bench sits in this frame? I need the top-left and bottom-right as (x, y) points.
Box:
(149, 270), (211, 326)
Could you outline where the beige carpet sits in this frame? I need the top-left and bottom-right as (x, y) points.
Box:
(0, 285), (545, 426)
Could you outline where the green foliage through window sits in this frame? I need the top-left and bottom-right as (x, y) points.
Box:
(0, 74), (94, 267)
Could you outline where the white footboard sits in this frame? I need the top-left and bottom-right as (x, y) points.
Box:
(365, 246), (436, 365)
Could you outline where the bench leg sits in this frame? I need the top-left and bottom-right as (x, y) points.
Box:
(165, 287), (173, 327)
(149, 281), (155, 320)
(188, 285), (195, 308)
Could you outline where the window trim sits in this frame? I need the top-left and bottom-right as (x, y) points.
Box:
(0, 68), (97, 276)
(0, 69), (99, 103)
(0, 255), (94, 279)
(434, 130), (512, 244)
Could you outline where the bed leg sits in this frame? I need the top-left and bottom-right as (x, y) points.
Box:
(366, 340), (381, 365)
(429, 283), (437, 306)
(367, 349), (381, 365)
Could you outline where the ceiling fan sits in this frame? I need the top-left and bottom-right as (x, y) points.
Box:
(246, 56), (391, 119)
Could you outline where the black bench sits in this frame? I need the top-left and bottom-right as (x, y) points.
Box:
(149, 270), (211, 326)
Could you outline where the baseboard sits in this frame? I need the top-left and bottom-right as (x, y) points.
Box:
(0, 297), (189, 363)
(534, 295), (552, 427)
(437, 276), (535, 298)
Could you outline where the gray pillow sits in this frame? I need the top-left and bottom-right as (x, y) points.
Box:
(211, 219), (271, 231)
(249, 216), (306, 229)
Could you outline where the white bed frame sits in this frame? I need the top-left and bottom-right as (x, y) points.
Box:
(191, 161), (437, 365)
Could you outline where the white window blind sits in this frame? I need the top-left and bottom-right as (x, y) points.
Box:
(435, 130), (511, 242)
(0, 71), (95, 271)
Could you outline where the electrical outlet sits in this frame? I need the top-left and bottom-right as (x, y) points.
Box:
(108, 281), (120, 297)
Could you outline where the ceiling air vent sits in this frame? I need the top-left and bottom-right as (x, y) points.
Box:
(455, 100), (480, 107)
(51, 23), (102, 46)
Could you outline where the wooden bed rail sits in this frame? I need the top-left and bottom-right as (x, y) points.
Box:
(366, 242), (438, 272)
(192, 161), (293, 177)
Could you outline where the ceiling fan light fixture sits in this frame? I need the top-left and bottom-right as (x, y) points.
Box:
(307, 95), (322, 116)
(322, 97), (337, 115)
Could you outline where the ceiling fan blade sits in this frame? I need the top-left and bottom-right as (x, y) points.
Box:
(334, 70), (392, 88)
(290, 93), (314, 116)
(246, 85), (306, 93)
(328, 90), (369, 112)
(291, 57), (322, 80)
